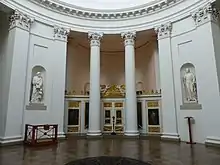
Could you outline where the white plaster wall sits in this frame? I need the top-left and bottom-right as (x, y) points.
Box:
(171, 16), (220, 143)
(0, 12), (9, 138)
(23, 21), (67, 135)
(66, 41), (157, 93)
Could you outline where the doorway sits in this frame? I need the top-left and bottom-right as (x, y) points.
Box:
(103, 102), (124, 134)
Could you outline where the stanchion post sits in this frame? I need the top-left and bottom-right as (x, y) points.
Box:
(184, 116), (196, 144)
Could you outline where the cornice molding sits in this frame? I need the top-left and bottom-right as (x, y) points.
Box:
(29, 0), (184, 20)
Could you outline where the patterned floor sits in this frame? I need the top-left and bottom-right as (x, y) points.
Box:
(65, 156), (151, 165)
(0, 137), (220, 165)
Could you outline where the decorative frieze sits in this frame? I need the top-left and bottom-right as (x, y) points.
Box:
(154, 22), (172, 39)
(121, 31), (136, 46)
(29, 0), (182, 20)
(192, 3), (219, 26)
(88, 32), (103, 47)
(54, 26), (69, 41)
(9, 10), (34, 31)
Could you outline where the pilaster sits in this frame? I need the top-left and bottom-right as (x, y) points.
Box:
(52, 25), (69, 137)
(154, 22), (180, 141)
(0, 10), (34, 144)
(191, 4), (220, 145)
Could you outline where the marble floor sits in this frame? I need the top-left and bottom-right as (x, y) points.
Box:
(0, 137), (220, 165)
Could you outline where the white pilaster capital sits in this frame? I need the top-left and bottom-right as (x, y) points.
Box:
(9, 10), (34, 31)
(54, 26), (70, 41)
(154, 22), (172, 39)
(88, 32), (103, 47)
(191, 3), (219, 26)
(121, 31), (136, 46)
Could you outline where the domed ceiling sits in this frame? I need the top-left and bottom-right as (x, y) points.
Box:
(55, 0), (157, 10)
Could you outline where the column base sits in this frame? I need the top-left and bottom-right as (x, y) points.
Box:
(124, 131), (139, 137)
(57, 132), (67, 140)
(161, 133), (180, 142)
(87, 130), (102, 136)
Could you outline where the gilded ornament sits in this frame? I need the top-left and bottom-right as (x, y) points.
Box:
(68, 101), (80, 108)
(148, 127), (160, 133)
(68, 127), (79, 133)
(114, 103), (123, 108)
(147, 101), (159, 107)
(102, 85), (125, 98)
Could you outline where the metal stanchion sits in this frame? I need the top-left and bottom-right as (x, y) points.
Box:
(184, 116), (196, 144)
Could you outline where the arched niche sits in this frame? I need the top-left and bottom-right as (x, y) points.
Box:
(180, 63), (198, 105)
(29, 65), (46, 104)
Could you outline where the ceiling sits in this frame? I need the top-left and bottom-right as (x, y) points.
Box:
(55, 0), (157, 10)
(68, 30), (156, 53)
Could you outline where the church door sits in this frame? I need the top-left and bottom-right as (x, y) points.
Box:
(103, 102), (124, 134)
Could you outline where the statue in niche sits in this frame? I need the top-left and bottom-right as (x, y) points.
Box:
(183, 68), (197, 102)
(30, 72), (44, 103)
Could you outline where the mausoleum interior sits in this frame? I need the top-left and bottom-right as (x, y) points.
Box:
(1, 0), (220, 165)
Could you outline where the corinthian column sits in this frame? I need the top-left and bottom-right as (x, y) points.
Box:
(87, 32), (103, 136)
(121, 31), (139, 136)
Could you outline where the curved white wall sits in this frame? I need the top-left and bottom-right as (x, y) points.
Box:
(66, 41), (158, 94)
(1, 0), (220, 145)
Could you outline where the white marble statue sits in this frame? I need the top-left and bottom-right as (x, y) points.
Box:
(183, 68), (197, 102)
(30, 72), (44, 103)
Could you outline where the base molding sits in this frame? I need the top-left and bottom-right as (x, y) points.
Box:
(205, 136), (220, 147)
(57, 132), (67, 140)
(124, 131), (139, 137)
(0, 135), (23, 146)
(161, 133), (180, 142)
(87, 130), (102, 136)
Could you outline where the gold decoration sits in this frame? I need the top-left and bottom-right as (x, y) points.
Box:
(68, 101), (80, 108)
(148, 127), (160, 133)
(104, 126), (112, 131)
(141, 89), (162, 95)
(104, 103), (112, 107)
(115, 126), (123, 132)
(68, 127), (79, 133)
(114, 103), (123, 107)
(102, 85), (125, 98)
(147, 101), (159, 107)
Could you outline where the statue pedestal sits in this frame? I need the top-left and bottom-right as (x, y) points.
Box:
(180, 103), (202, 110)
(26, 103), (47, 110)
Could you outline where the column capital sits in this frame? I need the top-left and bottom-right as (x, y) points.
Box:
(191, 3), (219, 26)
(88, 32), (103, 47)
(9, 10), (34, 31)
(121, 31), (136, 46)
(154, 22), (172, 39)
(54, 26), (70, 41)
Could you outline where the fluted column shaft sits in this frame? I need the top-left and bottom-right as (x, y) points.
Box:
(87, 32), (103, 136)
(121, 31), (139, 136)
